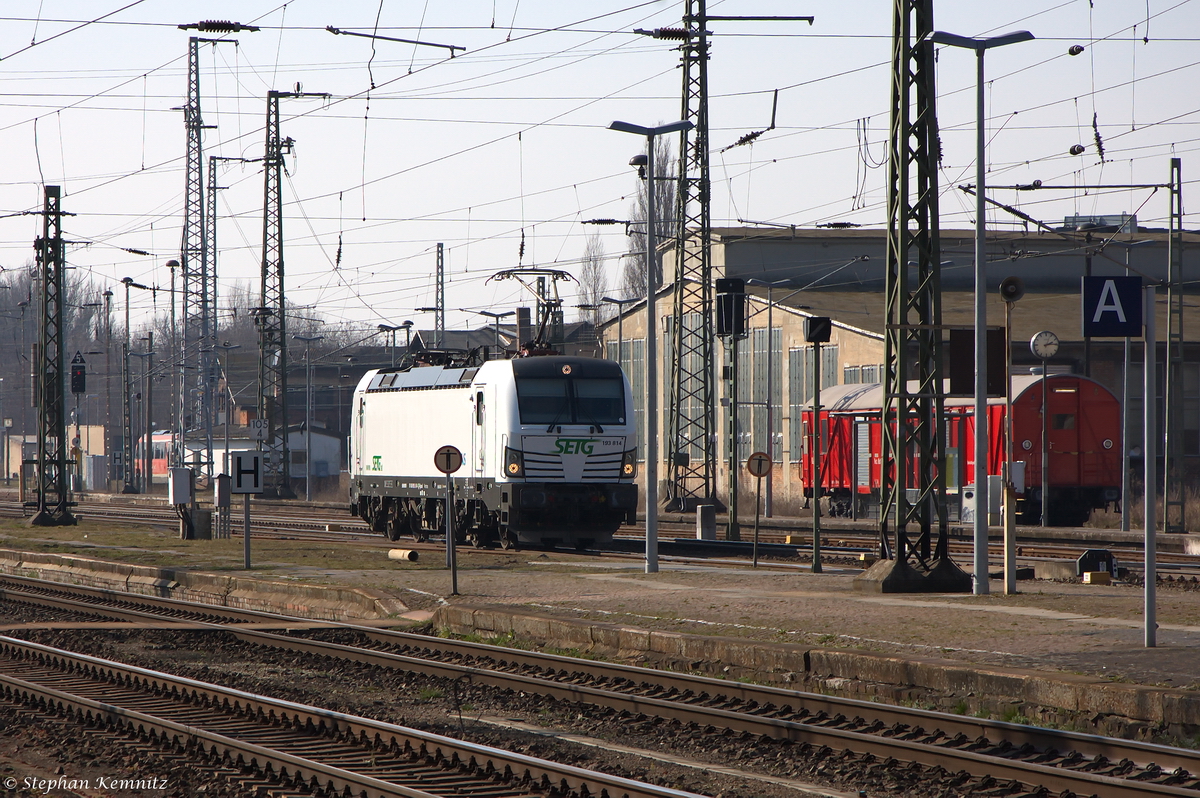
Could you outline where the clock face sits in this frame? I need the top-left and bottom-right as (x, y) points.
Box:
(1030, 330), (1059, 359)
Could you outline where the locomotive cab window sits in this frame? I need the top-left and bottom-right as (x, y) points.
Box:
(573, 378), (625, 425)
(515, 378), (570, 424)
(515, 375), (625, 426)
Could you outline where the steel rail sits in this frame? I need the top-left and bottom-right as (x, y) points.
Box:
(0, 636), (707, 798)
(229, 629), (1199, 798)
(3, 572), (1199, 789)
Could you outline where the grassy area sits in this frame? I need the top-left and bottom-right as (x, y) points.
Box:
(0, 515), (624, 578)
(0, 516), (440, 574)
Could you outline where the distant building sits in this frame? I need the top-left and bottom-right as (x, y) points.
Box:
(598, 225), (1200, 509)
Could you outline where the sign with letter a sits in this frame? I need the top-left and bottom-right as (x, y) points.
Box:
(1082, 276), (1142, 338)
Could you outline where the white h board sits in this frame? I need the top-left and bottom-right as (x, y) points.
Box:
(230, 451), (264, 494)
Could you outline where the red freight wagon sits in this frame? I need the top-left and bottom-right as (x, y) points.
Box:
(797, 374), (1122, 526)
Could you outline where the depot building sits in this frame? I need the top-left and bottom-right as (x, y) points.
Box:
(596, 224), (1200, 514)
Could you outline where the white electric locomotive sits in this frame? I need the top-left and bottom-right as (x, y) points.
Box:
(349, 355), (639, 549)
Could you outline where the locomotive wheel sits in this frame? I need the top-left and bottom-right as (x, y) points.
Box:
(385, 519), (402, 542)
(384, 503), (402, 541)
(404, 503), (428, 542)
(499, 532), (516, 550)
(368, 499), (387, 533)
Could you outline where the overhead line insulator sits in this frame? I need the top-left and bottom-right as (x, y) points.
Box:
(634, 27), (691, 40)
(179, 20), (261, 33)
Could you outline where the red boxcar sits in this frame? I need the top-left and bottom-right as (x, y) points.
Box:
(797, 374), (1122, 526)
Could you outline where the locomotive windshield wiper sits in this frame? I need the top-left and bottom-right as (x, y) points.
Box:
(574, 406), (604, 434)
(545, 402), (570, 432)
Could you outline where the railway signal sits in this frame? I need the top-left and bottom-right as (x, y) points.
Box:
(70, 352), (86, 395)
(435, 445), (463, 596)
(746, 451), (771, 567)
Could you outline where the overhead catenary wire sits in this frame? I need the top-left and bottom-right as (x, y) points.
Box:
(2, 3), (1195, 331)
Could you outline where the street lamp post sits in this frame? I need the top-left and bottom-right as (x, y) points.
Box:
(215, 342), (241, 476)
(103, 289), (112, 488)
(377, 324), (401, 368)
(609, 118), (694, 575)
(467, 310), (515, 357)
(929, 28), (1035, 597)
(746, 278), (793, 518)
(294, 335), (324, 501)
(129, 339), (155, 494)
(601, 296), (637, 367)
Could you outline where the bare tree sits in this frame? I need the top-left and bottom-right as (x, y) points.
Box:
(621, 135), (678, 299)
(577, 232), (609, 325)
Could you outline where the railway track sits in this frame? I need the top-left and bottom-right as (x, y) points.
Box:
(1, 574), (1198, 797)
(0, 635), (701, 798)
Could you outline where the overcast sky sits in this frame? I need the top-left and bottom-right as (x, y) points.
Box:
(0, 1), (1194, 334)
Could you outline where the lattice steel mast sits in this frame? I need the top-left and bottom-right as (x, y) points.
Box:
(180, 36), (208, 470)
(1163, 158), (1185, 533)
(30, 186), (75, 526)
(177, 23), (255, 474)
(258, 89), (326, 498)
(258, 91), (293, 498)
(661, 0), (715, 511)
(436, 242), (445, 348)
(203, 153), (220, 472)
(865, 0), (967, 591)
(655, 3), (811, 512)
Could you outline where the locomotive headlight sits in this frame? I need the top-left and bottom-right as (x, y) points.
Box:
(621, 449), (638, 478)
(504, 447), (525, 478)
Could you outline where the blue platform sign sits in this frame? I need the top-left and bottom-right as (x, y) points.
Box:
(1082, 276), (1142, 337)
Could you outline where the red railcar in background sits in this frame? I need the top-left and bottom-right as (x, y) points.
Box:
(798, 374), (1122, 526)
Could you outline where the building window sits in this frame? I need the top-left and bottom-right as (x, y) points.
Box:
(607, 337), (646, 460)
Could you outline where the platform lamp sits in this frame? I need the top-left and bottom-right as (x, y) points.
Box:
(998, 276), (1025, 595)
(929, 28), (1035, 596)
(608, 118), (694, 575)
(601, 296), (638, 367)
(466, 309), (515, 358)
(377, 324), (402, 368)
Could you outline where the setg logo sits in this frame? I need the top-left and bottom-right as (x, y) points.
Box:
(555, 438), (596, 455)
(369, 455), (383, 471)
